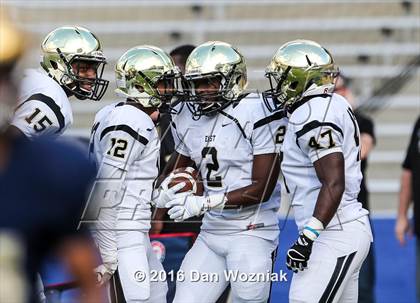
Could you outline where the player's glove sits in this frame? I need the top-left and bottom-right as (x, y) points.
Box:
(152, 181), (187, 208)
(94, 264), (114, 287)
(166, 193), (227, 222)
(286, 233), (314, 273)
(286, 216), (324, 273)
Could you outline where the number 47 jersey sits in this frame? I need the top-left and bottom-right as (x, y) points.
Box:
(281, 93), (369, 231)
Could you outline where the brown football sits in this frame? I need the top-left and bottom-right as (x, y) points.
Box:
(167, 167), (204, 196)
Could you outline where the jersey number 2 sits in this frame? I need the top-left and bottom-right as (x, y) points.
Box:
(275, 126), (286, 144)
(201, 147), (222, 187)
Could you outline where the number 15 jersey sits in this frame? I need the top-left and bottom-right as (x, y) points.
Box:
(171, 93), (288, 240)
(281, 93), (369, 231)
(11, 68), (73, 138)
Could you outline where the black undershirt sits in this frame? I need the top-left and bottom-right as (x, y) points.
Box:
(402, 116), (420, 236)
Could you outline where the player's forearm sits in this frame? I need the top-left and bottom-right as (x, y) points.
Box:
(313, 181), (344, 227)
(225, 153), (279, 207)
(225, 182), (275, 207)
(152, 207), (167, 220)
(89, 162), (124, 272)
(397, 169), (412, 219)
(360, 133), (374, 160)
(312, 152), (345, 227)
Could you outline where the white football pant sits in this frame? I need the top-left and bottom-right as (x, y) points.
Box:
(110, 231), (167, 303)
(289, 215), (373, 303)
(173, 231), (278, 303)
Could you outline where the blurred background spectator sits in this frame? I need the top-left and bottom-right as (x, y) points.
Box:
(159, 44), (196, 173)
(395, 115), (420, 301)
(335, 75), (376, 303)
(0, 9), (100, 303)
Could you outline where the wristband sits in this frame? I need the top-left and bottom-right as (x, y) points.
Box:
(204, 193), (228, 212)
(303, 216), (324, 241)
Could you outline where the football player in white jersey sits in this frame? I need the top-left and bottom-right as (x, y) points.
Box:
(8, 26), (109, 138)
(156, 41), (287, 303)
(265, 40), (373, 303)
(88, 45), (182, 302)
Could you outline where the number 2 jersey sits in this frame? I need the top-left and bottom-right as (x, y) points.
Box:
(281, 93), (369, 231)
(89, 102), (160, 232)
(11, 68), (73, 138)
(171, 93), (288, 240)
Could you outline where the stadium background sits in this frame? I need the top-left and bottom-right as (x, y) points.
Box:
(4, 0), (419, 302)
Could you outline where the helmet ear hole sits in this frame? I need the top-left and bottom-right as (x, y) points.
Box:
(134, 84), (144, 93)
(290, 81), (298, 90)
(50, 60), (58, 70)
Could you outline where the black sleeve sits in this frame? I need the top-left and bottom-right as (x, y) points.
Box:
(159, 113), (175, 156)
(402, 117), (420, 170)
(356, 113), (376, 145)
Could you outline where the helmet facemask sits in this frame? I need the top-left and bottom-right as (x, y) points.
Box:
(182, 41), (248, 119)
(263, 64), (338, 112)
(56, 48), (109, 101)
(116, 66), (182, 109)
(184, 67), (245, 118)
(263, 66), (292, 112)
(142, 69), (183, 108)
(263, 40), (341, 113)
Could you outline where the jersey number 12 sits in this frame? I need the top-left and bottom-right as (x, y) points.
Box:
(107, 138), (128, 159)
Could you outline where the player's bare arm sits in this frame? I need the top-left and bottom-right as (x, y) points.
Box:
(163, 152), (280, 221)
(313, 152), (345, 227)
(225, 152), (280, 207)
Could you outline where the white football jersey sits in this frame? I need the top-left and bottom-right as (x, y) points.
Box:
(11, 68), (73, 138)
(281, 93), (369, 231)
(90, 102), (160, 231)
(171, 93), (287, 240)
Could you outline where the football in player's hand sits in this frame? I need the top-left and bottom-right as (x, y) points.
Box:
(168, 167), (204, 195)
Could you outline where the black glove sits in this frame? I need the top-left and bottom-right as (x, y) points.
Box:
(286, 233), (314, 273)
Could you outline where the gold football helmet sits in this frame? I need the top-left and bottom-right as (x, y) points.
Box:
(264, 39), (339, 112)
(41, 26), (109, 101)
(115, 45), (181, 108)
(184, 41), (247, 117)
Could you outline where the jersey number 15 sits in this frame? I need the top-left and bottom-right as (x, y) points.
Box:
(25, 108), (53, 132)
